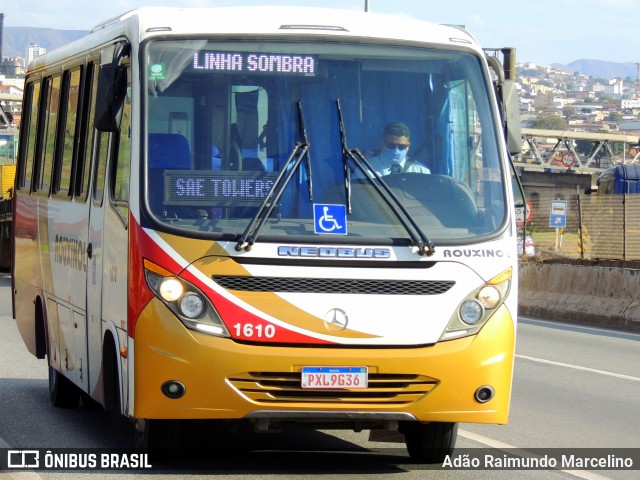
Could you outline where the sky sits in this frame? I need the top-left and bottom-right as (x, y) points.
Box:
(2, 0), (639, 66)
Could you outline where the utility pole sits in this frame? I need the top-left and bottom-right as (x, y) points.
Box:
(636, 62), (640, 97)
(0, 13), (4, 66)
(364, 0), (370, 12)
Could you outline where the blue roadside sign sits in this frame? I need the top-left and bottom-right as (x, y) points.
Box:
(549, 200), (567, 228)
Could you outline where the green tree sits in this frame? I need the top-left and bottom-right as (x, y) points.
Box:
(607, 112), (623, 122)
(531, 112), (568, 130)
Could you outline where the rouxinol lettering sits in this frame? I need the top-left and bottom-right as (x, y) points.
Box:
(54, 234), (87, 272)
(442, 249), (506, 258)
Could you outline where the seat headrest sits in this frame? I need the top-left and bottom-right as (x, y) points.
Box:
(148, 133), (191, 169)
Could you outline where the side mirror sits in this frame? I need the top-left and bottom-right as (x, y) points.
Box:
(485, 49), (522, 157)
(502, 79), (522, 156)
(95, 65), (127, 132)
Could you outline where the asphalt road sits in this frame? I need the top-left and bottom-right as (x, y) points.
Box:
(0, 272), (638, 479)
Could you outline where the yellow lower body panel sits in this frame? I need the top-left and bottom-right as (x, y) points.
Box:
(134, 299), (515, 424)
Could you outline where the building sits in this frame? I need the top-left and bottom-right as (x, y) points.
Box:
(0, 57), (25, 76)
(621, 99), (640, 110)
(24, 43), (46, 68)
(604, 78), (624, 96)
(618, 121), (640, 134)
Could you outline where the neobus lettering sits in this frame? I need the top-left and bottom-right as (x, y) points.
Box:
(443, 249), (505, 258)
(278, 246), (391, 259)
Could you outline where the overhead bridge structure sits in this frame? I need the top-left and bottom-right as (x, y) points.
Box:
(0, 93), (22, 102)
(517, 128), (640, 173)
(0, 94), (20, 132)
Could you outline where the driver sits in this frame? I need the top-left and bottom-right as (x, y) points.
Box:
(366, 122), (430, 176)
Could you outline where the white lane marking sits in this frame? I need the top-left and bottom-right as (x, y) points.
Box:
(516, 354), (640, 382)
(459, 429), (612, 480)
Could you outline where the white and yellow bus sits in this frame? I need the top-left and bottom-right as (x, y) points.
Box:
(13, 6), (523, 461)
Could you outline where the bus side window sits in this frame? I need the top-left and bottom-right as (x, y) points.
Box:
(34, 74), (61, 194)
(111, 66), (131, 224)
(53, 65), (83, 198)
(17, 80), (41, 191)
(92, 132), (110, 205)
(74, 60), (99, 203)
(94, 63), (129, 206)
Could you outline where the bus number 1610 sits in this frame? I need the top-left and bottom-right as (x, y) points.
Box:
(233, 322), (276, 339)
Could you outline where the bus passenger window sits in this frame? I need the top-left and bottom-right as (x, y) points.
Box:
(75, 61), (99, 202)
(18, 81), (40, 191)
(54, 66), (83, 198)
(35, 75), (61, 193)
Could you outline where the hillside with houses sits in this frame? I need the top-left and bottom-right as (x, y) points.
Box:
(517, 62), (640, 136)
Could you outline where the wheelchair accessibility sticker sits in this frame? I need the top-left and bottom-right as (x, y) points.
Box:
(314, 204), (347, 235)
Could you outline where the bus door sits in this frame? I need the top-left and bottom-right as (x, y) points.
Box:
(86, 126), (109, 400)
(86, 55), (131, 407)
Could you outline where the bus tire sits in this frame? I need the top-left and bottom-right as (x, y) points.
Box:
(134, 419), (181, 449)
(403, 421), (458, 463)
(102, 333), (120, 412)
(48, 365), (80, 408)
(43, 300), (80, 408)
(0, 231), (10, 272)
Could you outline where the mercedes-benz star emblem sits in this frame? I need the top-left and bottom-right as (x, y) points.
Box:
(324, 308), (348, 332)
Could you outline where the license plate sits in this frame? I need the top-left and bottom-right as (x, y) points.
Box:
(301, 367), (368, 389)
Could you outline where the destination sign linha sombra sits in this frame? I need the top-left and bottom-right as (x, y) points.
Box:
(192, 51), (316, 76)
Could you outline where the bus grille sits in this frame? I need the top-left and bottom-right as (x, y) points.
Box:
(213, 276), (454, 295)
(227, 372), (438, 405)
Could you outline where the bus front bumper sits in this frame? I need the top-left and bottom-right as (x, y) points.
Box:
(133, 299), (515, 425)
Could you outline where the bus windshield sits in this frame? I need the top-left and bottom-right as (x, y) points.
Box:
(144, 40), (506, 243)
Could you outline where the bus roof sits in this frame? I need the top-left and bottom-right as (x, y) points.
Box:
(95, 6), (476, 44)
(28, 7), (481, 72)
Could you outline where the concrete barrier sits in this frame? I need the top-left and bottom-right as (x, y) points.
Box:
(518, 261), (640, 332)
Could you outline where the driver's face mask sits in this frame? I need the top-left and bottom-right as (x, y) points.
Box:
(383, 146), (408, 164)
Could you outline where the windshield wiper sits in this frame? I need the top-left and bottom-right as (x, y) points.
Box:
(235, 100), (312, 252)
(336, 98), (353, 214)
(335, 98), (435, 256)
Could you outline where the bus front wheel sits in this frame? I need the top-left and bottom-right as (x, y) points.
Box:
(403, 421), (458, 463)
(134, 419), (181, 449)
(48, 365), (80, 408)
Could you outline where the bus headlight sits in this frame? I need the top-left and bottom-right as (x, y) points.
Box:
(144, 260), (230, 338)
(159, 278), (184, 302)
(440, 267), (512, 341)
(477, 285), (501, 309)
(460, 300), (484, 325)
(180, 292), (205, 319)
